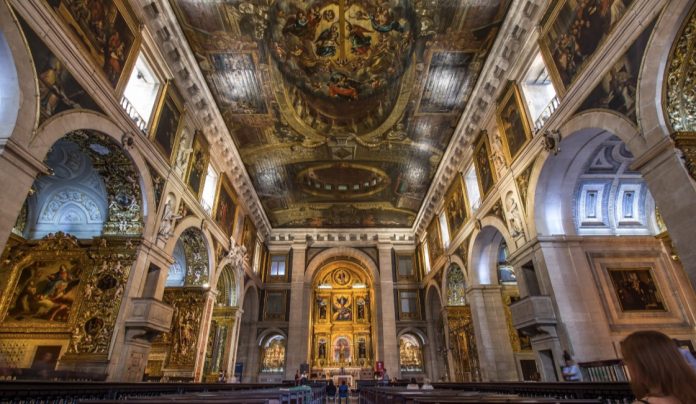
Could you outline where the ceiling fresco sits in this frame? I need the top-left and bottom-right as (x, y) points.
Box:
(171, 0), (511, 228)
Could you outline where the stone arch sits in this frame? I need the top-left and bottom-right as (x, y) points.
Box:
(397, 327), (428, 344)
(0, 1), (38, 146)
(257, 328), (288, 347)
(212, 257), (243, 307)
(32, 110), (156, 238)
(637, 0), (693, 143)
(425, 283), (444, 321)
(166, 222), (214, 286)
(469, 219), (514, 286)
(305, 247), (379, 285)
(241, 283), (260, 321)
(533, 127), (657, 237)
(424, 283), (447, 381)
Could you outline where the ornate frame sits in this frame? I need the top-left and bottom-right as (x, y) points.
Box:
(213, 174), (238, 237)
(473, 130), (497, 198)
(185, 130), (210, 199)
(149, 83), (185, 165)
(395, 252), (417, 282)
(444, 172), (469, 241)
(496, 82), (533, 164)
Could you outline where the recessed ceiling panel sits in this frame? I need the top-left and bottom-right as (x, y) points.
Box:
(171, 0), (512, 228)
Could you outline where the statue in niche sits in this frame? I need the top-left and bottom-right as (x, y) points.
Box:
(157, 198), (182, 242)
(505, 192), (524, 238)
(334, 338), (351, 363)
(318, 339), (327, 359)
(175, 131), (192, 176)
(490, 130), (507, 179)
(318, 299), (327, 320)
(356, 298), (366, 320)
(358, 339), (367, 359)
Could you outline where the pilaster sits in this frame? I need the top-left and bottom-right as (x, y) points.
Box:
(377, 240), (399, 378)
(285, 243), (308, 379)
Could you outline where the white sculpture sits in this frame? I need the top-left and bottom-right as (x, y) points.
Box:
(158, 198), (182, 242)
(505, 192), (524, 238)
(227, 236), (248, 268)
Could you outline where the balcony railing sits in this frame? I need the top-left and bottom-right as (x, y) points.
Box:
(121, 96), (147, 133)
(533, 95), (560, 133)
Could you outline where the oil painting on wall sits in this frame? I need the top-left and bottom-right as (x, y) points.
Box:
(18, 18), (101, 124)
(444, 174), (468, 240)
(47, 0), (137, 88)
(214, 175), (238, 237)
(474, 133), (496, 198)
(577, 20), (655, 124)
(496, 83), (532, 163)
(152, 88), (183, 164)
(4, 260), (81, 324)
(426, 217), (443, 267)
(540, 0), (635, 93)
(608, 267), (665, 312)
(186, 131), (210, 198)
(241, 217), (257, 266)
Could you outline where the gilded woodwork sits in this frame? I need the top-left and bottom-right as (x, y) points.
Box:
(672, 131), (696, 182)
(161, 288), (206, 368)
(312, 263), (373, 369)
(445, 305), (479, 382)
(667, 6), (696, 133)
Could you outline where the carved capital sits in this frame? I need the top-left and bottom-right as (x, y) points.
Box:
(671, 131), (696, 181)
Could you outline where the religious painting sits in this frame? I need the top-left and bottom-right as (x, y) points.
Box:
(31, 346), (62, 371)
(185, 130), (210, 198)
(444, 173), (468, 240)
(170, 0), (512, 229)
(447, 264), (466, 306)
(261, 335), (285, 372)
(263, 291), (286, 321)
(332, 295), (353, 321)
(496, 83), (532, 163)
(608, 267), (666, 312)
(241, 217), (257, 267)
(151, 87), (183, 164)
(577, 20), (655, 124)
(473, 133), (496, 198)
(46, 0), (138, 88)
(426, 217), (443, 268)
(333, 336), (352, 364)
(4, 259), (81, 324)
(399, 334), (423, 372)
(17, 18), (102, 124)
(539, 0), (635, 94)
(214, 175), (238, 236)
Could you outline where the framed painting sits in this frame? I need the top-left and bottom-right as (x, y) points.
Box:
(496, 82), (532, 163)
(150, 85), (183, 164)
(473, 131), (496, 198)
(31, 346), (62, 371)
(444, 173), (468, 240)
(426, 217), (443, 268)
(241, 216), (257, 267)
(47, 0), (139, 89)
(214, 175), (238, 236)
(539, 0), (635, 95)
(185, 130), (210, 198)
(263, 290), (287, 321)
(608, 267), (666, 312)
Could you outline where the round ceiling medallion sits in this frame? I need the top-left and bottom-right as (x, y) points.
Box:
(298, 163), (390, 198)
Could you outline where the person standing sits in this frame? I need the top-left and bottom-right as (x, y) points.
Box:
(338, 380), (349, 403)
(621, 330), (696, 403)
(326, 379), (337, 403)
(561, 351), (581, 382)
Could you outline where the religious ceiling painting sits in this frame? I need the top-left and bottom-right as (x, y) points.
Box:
(426, 217), (443, 268)
(17, 17), (102, 125)
(312, 263), (372, 369)
(577, 20), (656, 125)
(185, 130), (210, 198)
(151, 86), (184, 164)
(444, 173), (468, 241)
(539, 0), (635, 96)
(473, 131), (496, 198)
(46, 0), (139, 89)
(170, 0), (512, 228)
(496, 82), (532, 163)
(214, 175), (238, 237)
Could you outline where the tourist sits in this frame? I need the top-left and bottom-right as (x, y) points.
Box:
(295, 370), (300, 386)
(406, 377), (419, 389)
(621, 330), (696, 403)
(561, 351), (581, 382)
(338, 379), (349, 403)
(673, 339), (696, 372)
(326, 379), (337, 403)
(421, 378), (434, 390)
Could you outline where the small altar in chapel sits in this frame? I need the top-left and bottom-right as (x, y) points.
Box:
(312, 367), (373, 388)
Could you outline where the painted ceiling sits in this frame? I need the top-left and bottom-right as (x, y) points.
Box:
(171, 0), (511, 228)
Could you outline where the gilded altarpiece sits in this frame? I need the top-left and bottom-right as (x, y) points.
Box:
(0, 232), (138, 371)
(154, 289), (206, 378)
(445, 306), (479, 382)
(312, 265), (373, 371)
(202, 306), (238, 382)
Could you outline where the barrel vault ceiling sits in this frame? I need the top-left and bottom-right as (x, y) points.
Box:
(169, 0), (511, 228)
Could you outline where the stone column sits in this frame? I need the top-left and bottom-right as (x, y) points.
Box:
(377, 240), (399, 378)
(225, 309), (243, 381)
(0, 139), (48, 251)
(194, 290), (217, 381)
(466, 285), (517, 381)
(633, 138), (696, 291)
(285, 243), (308, 379)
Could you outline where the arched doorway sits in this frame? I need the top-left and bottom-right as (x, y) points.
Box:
(425, 286), (448, 382)
(444, 264), (479, 382)
(237, 285), (260, 382)
(202, 264), (239, 382)
(310, 261), (374, 381)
